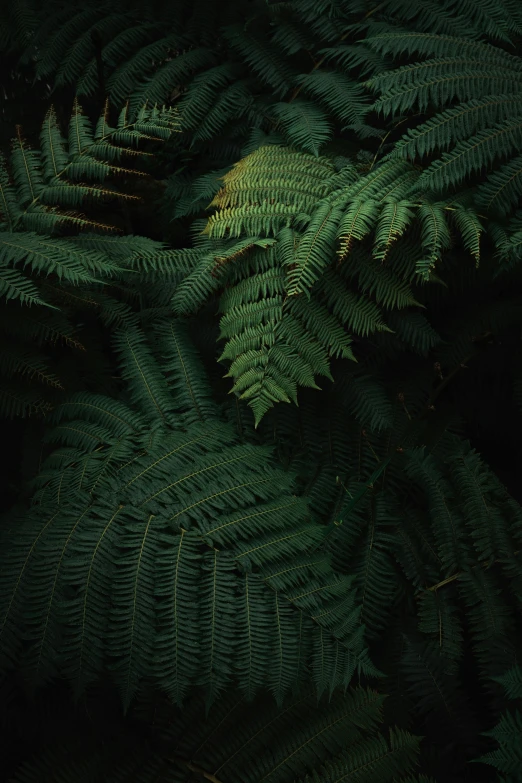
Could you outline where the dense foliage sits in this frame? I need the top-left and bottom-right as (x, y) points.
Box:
(2, 0), (522, 780)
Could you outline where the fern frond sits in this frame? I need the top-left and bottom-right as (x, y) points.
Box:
(0, 232), (117, 283)
(458, 567), (517, 679)
(365, 33), (522, 69)
(0, 323), (376, 704)
(373, 200), (416, 262)
(6, 683), (424, 783)
(0, 264), (50, 307)
(416, 202), (452, 279)
(295, 70), (368, 127)
(34, 6), (108, 79)
(392, 94), (522, 161)
(176, 63), (240, 131)
(271, 100), (333, 155)
(365, 30), (522, 225)
(0, 383), (52, 420)
(107, 32), (180, 106)
(319, 270), (392, 337)
(287, 201), (345, 296)
(477, 709), (522, 776)
(151, 319), (218, 424)
(112, 325), (175, 424)
(495, 666), (522, 699)
(343, 373), (395, 432)
(475, 155), (522, 217)
(223, 23), (295, 97)
(199, 147), (462, 421)
(337, 200), (381, 259)
(404, 448), (467, 574)
(0, 96), (179, 417)
(11, 127), (44, 206)
(418, 116), (522, 192)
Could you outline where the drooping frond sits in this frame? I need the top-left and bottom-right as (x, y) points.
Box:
(0, 99), (179, 418)
(271, 100), (333, 156)
(193, 145), (485, 423)
(6, 681), (426, 783)
(249, 383), (522, 766)
(475, 665), (522, 777)
(365, 32), (522, 223)
(1, 101), (179, 234)
(0, 320), (376, 707)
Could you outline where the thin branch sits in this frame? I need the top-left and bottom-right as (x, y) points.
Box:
(427, 550), (521, 592)
(174, 757), (225, 783)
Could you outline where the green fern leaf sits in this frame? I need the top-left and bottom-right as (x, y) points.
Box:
(0, 324), (376, 703)
(271, 100), (333, 155)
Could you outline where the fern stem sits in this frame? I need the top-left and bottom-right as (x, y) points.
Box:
(175, 758), (225, 783)
(369, 114), (423, 171)
(427, 550), (521, 592)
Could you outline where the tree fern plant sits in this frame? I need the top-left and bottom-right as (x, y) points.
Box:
(3, 2), (522, 781)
